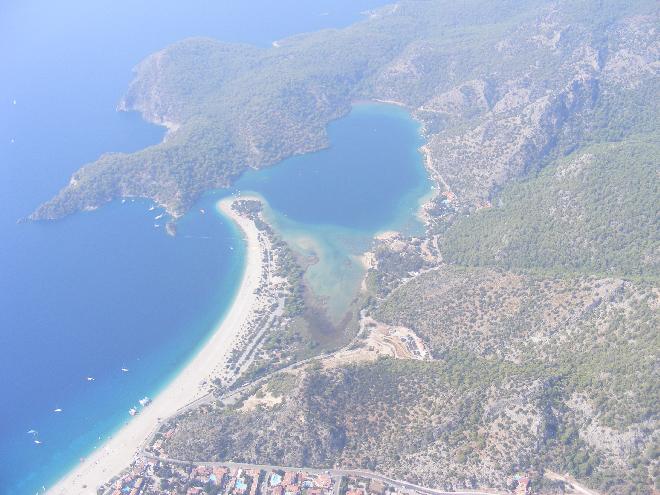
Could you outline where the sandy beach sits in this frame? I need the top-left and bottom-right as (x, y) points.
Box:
(47, 197), (264, 495)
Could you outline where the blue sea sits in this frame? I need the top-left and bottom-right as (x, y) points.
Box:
(0, 2), (429, 493)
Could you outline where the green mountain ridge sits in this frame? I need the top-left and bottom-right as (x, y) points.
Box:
(33, 0), (659, 493)
(442, 135), (659, 280)
(30, 0), (657, 221)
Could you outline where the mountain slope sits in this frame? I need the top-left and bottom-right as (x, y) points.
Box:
(30, 0), (657, 221)
(441, 136), (659, 279)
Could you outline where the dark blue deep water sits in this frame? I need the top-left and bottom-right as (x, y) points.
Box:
(0, 2), (426, 493)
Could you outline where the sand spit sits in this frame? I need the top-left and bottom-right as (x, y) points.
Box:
(47, 197), (264, 495)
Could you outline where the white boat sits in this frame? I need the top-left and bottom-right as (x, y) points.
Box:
(148, 206), (155, 211)
(139, 396), (152, 407)
(155, 213), (164, 220)
(27, 429), (37, 435)
(53, 408), (62, 413)
(200, 208), (206, 214)
(129, 407), (138, 416)
(34, 440), (41, 444)
(121, 368), (129, 372)
(86, 376), (95, 381)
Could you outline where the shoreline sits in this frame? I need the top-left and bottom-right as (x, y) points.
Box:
(46, 197), (264, 495)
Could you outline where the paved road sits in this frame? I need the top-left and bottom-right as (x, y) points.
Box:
(545, 470), (602, 495)
(137, 308), (508, 495)
(139, 336), (343, 452)
(142, 454), (506, 495)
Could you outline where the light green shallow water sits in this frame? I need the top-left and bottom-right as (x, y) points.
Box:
(234, 103), (433, 317)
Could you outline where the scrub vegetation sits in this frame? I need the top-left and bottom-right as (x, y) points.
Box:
(36, 0), (659, 493)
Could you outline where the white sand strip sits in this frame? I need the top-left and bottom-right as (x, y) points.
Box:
(47, 197), (263, 495)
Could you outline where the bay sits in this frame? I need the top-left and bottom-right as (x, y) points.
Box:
(235, 103), (431, 317)
(0, 2), (427, 493)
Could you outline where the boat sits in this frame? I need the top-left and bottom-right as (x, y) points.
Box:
(139, 396), (152, 407)
(53, 408), (62, 413)
(200, 208), (206, 214)
(121, 368), (129, 372)
(129, 407), (138, 416)
(27, 429), (37, 435)
(148, 206), (155, 211)
(155, 213), (164, 220)
(34, 440), (41, 445)
(86, 376), (95, 381)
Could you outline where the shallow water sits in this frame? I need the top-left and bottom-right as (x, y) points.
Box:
(235, 103), (431, 317)
(0, 2), (426, 493)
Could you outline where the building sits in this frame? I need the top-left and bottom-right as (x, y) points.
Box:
(315, 474), (332, 489)
(515, 477), (530, 495)
(368, 480), (386, 495)
(270, 473), (283, 487)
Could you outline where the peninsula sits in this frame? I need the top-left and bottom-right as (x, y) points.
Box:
(36, 0), (659, 493)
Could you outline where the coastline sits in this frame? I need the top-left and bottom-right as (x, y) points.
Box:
(46, 197), (264, 495)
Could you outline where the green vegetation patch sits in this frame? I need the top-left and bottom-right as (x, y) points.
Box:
(442, 136), (660, 280)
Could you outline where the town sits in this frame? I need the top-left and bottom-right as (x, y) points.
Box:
(100, 455), (539, 495)
(101, 458), (440, 495)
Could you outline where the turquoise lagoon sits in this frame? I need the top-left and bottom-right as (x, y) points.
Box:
(0, 2), (429, 493)
(233, 103), (432, 317)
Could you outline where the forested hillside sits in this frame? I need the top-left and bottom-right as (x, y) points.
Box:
(37, 0), (659, 493)
(441, 137), (659, 279)
(30, 0), (657, 222)
(162, 270), (657, 493)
